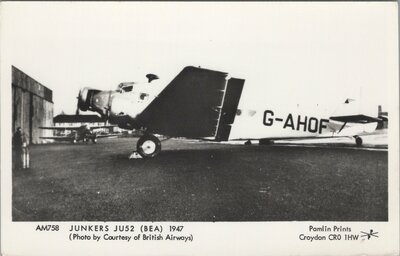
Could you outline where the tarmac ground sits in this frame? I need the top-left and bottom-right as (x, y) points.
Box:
(12, 136), (388, 221)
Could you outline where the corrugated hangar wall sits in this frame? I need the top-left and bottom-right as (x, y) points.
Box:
(12, 66), (54, 144)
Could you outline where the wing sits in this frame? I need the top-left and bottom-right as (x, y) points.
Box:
(40, 136), (72, 141)
(137, 66), (244, 140)
(89, 125), (116, 131)
(40, 126), (79, 131)
(95, 133), (119, 138)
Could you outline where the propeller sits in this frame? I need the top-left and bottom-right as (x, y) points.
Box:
(76, 91), (80, 116)
(76, 87), (90, 115)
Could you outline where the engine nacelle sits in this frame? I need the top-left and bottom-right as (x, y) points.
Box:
(77, 86), (155, 130)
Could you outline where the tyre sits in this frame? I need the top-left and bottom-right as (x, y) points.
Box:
(259, 139), (274, 145)
(355, 136), (363, 147)
(244, 140), (252, 145)
(137, 134), (161, 158)
(72, 133), (78, 143)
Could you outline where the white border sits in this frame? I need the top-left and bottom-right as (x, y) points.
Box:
(1, 2), (399, 255)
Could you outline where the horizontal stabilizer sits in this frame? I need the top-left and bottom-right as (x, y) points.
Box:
(330, 114), (381, 124)
(378, 115), (388, 121)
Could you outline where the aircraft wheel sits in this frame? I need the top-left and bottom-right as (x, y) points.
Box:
(244, 140), (252, 145)
(92, 138), (97, 143)
(137, 134), (161, 158)
(72, 139), (77, 144)
(355, 136), (363, 147)
(259, 139), (274, 145)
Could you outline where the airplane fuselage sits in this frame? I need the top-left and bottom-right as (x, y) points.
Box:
(228, 107), (377, 140)
(262, 110), (329, 134)
(76, 66), (380, 157)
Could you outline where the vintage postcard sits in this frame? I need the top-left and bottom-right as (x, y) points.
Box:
(1, 1), (398, 255)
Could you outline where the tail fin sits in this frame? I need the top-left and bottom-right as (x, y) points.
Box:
(377, 105), (388, 129)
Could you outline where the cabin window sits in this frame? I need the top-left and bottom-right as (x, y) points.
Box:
(140, 93), (149, 101)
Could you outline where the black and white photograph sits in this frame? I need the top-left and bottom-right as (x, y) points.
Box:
(1, 1), (399, 255)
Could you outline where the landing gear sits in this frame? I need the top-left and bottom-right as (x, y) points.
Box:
(354, 136), (363, 147)
(72, 133), (78, 144)
(244, 140), (252, 145)
(259, 139), (274, 145)
(137, 134), (161, 158)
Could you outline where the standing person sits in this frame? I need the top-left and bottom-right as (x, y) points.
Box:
(12, 127), (29, 169)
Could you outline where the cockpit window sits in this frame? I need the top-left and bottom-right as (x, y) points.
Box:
(121, 85), (133, 92)
(117, 82), (135, 93)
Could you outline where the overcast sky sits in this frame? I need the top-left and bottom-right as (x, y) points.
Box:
(1, 2), (397, 116)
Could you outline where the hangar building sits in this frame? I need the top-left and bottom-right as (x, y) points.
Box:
(12, 66), (54, 144)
